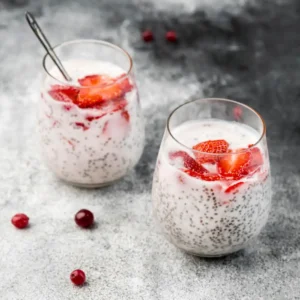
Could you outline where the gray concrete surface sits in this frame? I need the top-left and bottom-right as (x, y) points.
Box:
(0, 0), (299, 299)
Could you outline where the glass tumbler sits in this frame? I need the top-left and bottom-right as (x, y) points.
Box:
(152, 98), (271, 257)
(39, 39), (145, 187)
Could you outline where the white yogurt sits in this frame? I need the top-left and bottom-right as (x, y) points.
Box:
(152, 119), (271, 256)
(39, 60), (145, 187)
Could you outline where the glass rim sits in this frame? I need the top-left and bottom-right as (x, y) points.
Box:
(42, 39), (133, 88)
(166, 97), (266, 155)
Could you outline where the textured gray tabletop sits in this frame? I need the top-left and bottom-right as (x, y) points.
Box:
(1, 0), (300, 299)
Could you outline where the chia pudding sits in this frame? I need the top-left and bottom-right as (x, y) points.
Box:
(39, 59), (145, 187)
(152, 119), (271, 256)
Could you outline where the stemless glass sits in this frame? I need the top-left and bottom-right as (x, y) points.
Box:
(152, 98), (271, 257)
(39, 39), (145, 187)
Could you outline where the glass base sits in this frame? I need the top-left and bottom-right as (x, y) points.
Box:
(58, 177), (122, 189)
(184, 248), (244, 258)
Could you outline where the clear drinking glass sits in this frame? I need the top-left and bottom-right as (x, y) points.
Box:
(39, 39), (145, 187)
(152, 98), (271, 257)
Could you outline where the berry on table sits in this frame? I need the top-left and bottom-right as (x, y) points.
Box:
(11, 213), (29, 229)
(75, 209), (94, 228)
(166, 31), (177, 42)
(142, 30), (154, 42)
(70, 269), (86, 286)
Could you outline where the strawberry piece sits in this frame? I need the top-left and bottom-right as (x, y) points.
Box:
(102, 121), (109, 134)
(193, 139), (229, 164)
(184, 169), (222, 181)
(121, 110), (130, 122)
(111, 98), (128, 112)
(225, 182), (244, 193)
(75, 122), (89, 131)
(246, 147), (264, 175)
(169, 151), (207, 174)
(78, 74), (112, 87)
(76, 74), (132, 108)
(49, 85), (79, 103)
(218, 150), (251, 179)
(86, 115), (101, 122)
(63, 104), (72, 111)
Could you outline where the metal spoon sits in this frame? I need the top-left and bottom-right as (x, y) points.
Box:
(25, 11), (72, 81)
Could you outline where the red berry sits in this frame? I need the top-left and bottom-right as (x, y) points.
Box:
(75, 209), (94, 228)
(121, 110), (130, 122)
(11, 213), (29, 229)
(169, 151), (207, 174)
(218, 150), (251, 179)
(70, 269), (86, 286)
(49, 85), (79, 103)
(142, 30), (153, 42)
(166, 31), (177, 42)
(75, 122), (89, 131)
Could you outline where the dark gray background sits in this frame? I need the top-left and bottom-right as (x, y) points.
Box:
(0, 0), (299, 299)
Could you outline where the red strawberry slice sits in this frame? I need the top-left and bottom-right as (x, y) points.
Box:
(247, 147), (264, 175)
(169, 151), (207, 174)
(121, 110), (130, 122)
(75, 122), (89, 131)
(78, 74), (113, 87)
(115, 75), (133, 93)
(76, 74), (132, 108)
(218, 149), (251, 179)
(225, 182), (244, 193)
(193, 139), (229, 164)
(49, 85), (79, 103)
(184, 169), (222, 181)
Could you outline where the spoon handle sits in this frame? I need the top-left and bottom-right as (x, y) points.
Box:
(25, 11), (72, 82)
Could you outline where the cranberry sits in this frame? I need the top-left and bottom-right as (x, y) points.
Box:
(142, 30), (154, 42)
(75, 209), (94, 228)
(70, 269), (86, 286)
(11, 213), (29, 229)
(166, 31), (177, 42)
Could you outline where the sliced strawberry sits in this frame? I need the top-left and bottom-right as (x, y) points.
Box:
(49, 85), (79, 103)
(201, 173), (223, 181)
(78, 74), (112, 87)
(121, 110), (130, 122)
(63, 104), (72, 111)
(75, 122), (89, 131)
(193, 139), (229, 164)
(250, 147), (263, 166)
(115, 75), (133, 93)
(169, 151), (207, 174)
(102, 121), (109, 134)
(111, 98), (128, 112)
(246, 147), (264, 175)
(184, 169), (222, 181)
(218, 150), (251, 179)
(76, 74), (132, 108)
(225, 182), (244, 193)
(86, 115), (101, 122)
